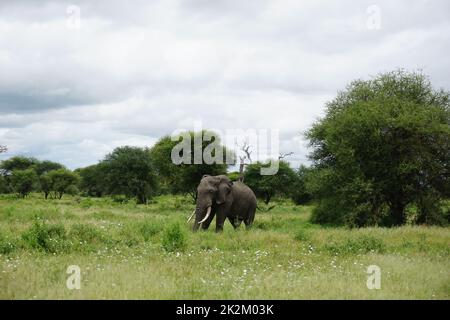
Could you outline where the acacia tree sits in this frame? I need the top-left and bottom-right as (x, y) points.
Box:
(42, 169), (80, 199)
(150, 131), (232, 201)
(307, 70), (450, 226)
(75, 164), (106, 197)
(244, 160), (296, 204)
(101, 146), (158, 204)
(10, 169), (39, 198)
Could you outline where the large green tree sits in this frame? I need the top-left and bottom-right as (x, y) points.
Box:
(42, 169), (80, 199)
(10, 169), (39, 198)
(101, 146), (158, 204)
(244, 160), (296, 204)
(290, 165), (313, 205)
(150, 131), (232, 200)
(75, 164), (106, 197)
(307, 70), (450, 226)
(0, 156), (40, 174)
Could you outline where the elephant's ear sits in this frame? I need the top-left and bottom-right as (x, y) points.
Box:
(216, 178), (232, 205)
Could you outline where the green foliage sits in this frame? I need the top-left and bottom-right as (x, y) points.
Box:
(34, 160), (65, 176)
(10, 169), (39, 198)
(162, 222), (187, 252)
(0, 175), (11, 194)
(139, 221), (162, 241)
(324, 235), (386, 255)
(307, 70), (450, 227)
(22, 221), (69, 253)
(150, 131), (231, 200)
(0, 235), (18, 254)
(294, 228), (311, 242)
(43, 169), (80, 199)
(101, 146), (158, 204)
(0, 156), (67, 197)
(290, 165), (313, 205)
(75, 164), (106, 197)
(226, 171), (241, 182)
(244, 160), (296, 204)
(0, 156), (40, 173)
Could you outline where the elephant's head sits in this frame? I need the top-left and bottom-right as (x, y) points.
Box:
(190, 175), (233, 231)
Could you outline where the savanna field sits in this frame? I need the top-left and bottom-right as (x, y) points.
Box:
(0, 194), (449, 299)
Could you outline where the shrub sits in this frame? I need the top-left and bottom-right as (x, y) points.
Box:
(69, 224), (104, 244)
(0, 235), (18, 254)
(140, 221), (162, 241)
(162, 222), (187, 252)
(294, 228), (311, 242)
(22, 221), (69, 253)
(324, 235), (386, 255)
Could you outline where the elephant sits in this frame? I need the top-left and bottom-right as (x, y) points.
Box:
(188, 175), (257, 232)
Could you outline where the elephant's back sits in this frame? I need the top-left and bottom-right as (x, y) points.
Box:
(233, 181), (257, 202)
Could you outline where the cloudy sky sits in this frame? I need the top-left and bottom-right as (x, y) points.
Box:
(1, 0), (449, 169)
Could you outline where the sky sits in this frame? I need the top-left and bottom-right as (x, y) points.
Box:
(1, 0), (449, 169)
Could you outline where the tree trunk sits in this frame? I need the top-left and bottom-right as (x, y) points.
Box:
(239, 163), (245, 182)
(390, 201), (406, 226)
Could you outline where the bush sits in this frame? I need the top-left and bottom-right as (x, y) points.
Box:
(324, 235), (386, 255)
(140, 221), (162, 241)
(162, 222), (187, 252)
(69, 224), (104, 244)
(0, 235), (18, 254)
(294, 228), (311, 242)
(22, 221), (69, 253)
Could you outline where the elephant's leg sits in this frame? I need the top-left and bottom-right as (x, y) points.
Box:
(227, 216), (237, 229)
(244, 206), (256, 229)
(228, 216), (243, 229)
(201, 211), (216, 230)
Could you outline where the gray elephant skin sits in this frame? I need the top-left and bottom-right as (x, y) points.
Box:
(190, 175), (257, 232)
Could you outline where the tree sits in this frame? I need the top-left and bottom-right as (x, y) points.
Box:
(101, 146), (158, 204)
(10, 169), (39, 198)
(291, 165), (313, 205)
(307, 70), (450, 226)
(75, 164), (106, 197)
(44, 169), (80, 199)
(34, 160), (65, 176)
(0, 175), (11, 194)
(39, 174), (52, 199)
(0, 156), (39, 174)
(236, 139), (253, 182)
(150, 131), (232, 200)
(244, 160), (296, 204)
(0, 145), (7, 153)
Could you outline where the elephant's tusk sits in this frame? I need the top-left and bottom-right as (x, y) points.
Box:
(187, 210), (195, 223)
(198, 207), (211, 224)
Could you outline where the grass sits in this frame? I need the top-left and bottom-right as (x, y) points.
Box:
(0, 193), (449, 299)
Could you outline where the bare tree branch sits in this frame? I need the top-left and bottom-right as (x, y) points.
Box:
(0, 145), (7, 154)
(235, 139), (253, 182)
(278, 152), (294, 160)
